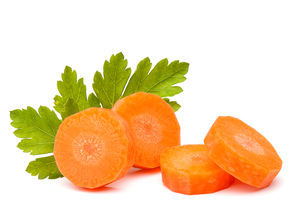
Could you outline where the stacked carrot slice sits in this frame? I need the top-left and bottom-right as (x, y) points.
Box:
(160, 144), (234, 195)
(204, 116), (282, 189)
(54, 92), (282, 194)
(161, 116), (282, 195)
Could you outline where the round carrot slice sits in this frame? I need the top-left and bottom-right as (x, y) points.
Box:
(204, 116), (282, 188)
(54, 108), (134, 189)
(160, 144), (235, 195)
(112, 92), (180, 169)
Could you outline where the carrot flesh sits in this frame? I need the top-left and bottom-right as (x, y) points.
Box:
(160, 144), (235, 195)
(54, 108), (134, 189)
(204, 116), (282, 188)
(112, 92), (180, 169)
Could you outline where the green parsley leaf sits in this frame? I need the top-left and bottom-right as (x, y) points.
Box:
(123, 58), (189, 98)
(26, 155), (63, 179)
(10, 106), (61, 155)
(122, 57), (152, 97)
(54, 66), (89, 114)
(61, 97), (80, 120)
(93, 52), (132, 109)
(163, 98), (181, 112)
(88, 93), (101, 108)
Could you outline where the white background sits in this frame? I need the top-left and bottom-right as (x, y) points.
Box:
(1, 1), (295, 223)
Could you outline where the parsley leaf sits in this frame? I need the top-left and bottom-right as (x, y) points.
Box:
(163, 98), (181, 112)
(122, 57), (152, 97)
(93, 52), (132, 109)
(26, 155), (63, 179)
(61, 97), (80, 120)
(11, 106), (62, 179)
(123, 58), (188, 98)
(88, 93), (101, 108)
(54, 66), (89, 114)
(10, 106), (61, 155)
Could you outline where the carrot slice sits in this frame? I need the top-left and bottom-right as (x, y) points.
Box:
(54, 108), (134, 189)
(160, 144), (235, 195)
(112, 92), (180, 169)
(204, 116), (282, 188)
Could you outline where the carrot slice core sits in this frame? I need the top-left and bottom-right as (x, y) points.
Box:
(204, 116), (282, 188)
(131, 113), (163, 144)
(160, 144), (235, 195)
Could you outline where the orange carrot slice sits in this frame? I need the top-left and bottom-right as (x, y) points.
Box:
(112, 92), (180, 169)
(54, 108), (134, 189)
(204, 116), (282, 188)
(160, 144), (235, 195)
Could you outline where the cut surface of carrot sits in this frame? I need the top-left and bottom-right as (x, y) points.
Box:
(112, 92), (180, 169)
(54, 108), (134, 189)
(204, 116), (282, 188)
(160, 144), (235, 195)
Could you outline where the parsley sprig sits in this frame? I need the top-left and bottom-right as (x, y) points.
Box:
(10, 53), (189, 179)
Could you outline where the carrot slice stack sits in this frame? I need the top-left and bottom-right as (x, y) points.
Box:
(112, 92), (180, 169)
(204, 116), (282, 188)
(54, 108), (134, 189)
(160, 144), (235, 195)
